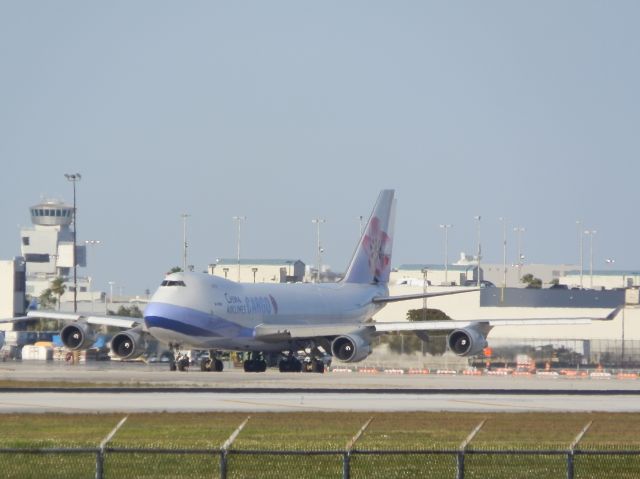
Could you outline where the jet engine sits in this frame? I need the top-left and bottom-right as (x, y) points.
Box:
(110, 329), (147, 360)
(331, 334), (372, 363)
(447, 326), (488, 357)
(60, 322), (97, 350)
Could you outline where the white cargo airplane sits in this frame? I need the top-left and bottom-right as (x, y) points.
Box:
(2, 190), (617, 372)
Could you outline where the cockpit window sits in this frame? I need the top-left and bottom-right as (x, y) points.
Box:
(160, 280), (186, 287)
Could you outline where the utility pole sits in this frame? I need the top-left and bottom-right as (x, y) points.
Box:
(232, 216), (246, 282)
(439, 224), (452, 285)
(64, 173), (81, 313)
(499, 217), (507, 303)
(181, 213), (190, 272)
(474, 216), (481, 287)
(585, 230), (597, 289)
(576, 220), (584, 289)
(312, 218), (325, 283)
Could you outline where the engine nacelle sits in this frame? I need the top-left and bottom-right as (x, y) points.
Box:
(331, 334), (372, 363)
(447, 327), (488, 357)
(110, 329), (147, 360)
(60, 322), (97, 350)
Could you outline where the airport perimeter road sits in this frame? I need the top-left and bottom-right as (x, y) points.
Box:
(1, 390), (640, 413)
(2, 362), (640, 391)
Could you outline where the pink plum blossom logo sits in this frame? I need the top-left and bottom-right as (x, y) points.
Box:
(362, 216), (390, 283)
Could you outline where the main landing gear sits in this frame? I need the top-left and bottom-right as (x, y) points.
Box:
(243, 352), (267, 373)
(278, 348), (328, 373)
(200, 350), (224, 372)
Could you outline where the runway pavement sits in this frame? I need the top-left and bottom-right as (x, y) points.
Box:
(0, 362), (639, 413)
(1, 361), (639, 391)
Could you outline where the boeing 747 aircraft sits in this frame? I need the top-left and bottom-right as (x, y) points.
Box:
(2, 190), (617, 372)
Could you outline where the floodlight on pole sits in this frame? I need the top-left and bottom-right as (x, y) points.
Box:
(312, 218), (326, 283)
(64, 173), (81, 313)
(585, 230), (597, 289)
(439, 224), (452, 285)
(474, 216), (482, 287)
(513, 226), (525, 281)
(576, 220), (584, 289)
(84, 240), (101, 312)
(180, 213), (191, 272)
(499, 217), (507, 303)
(232, 216), (246, 281)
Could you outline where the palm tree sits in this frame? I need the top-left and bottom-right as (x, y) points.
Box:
(50, 277), (66, 310)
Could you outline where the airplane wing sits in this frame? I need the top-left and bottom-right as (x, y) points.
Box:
(0, 310), (142, 330)
(254, 307), (620, 340)
(372, 289), (479, 304)
(372, 306), (620, 334)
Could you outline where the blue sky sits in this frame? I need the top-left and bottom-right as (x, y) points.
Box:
(1, 2), (639, 294)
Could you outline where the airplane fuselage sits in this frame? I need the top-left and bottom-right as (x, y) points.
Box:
(143, 272), (388, 351)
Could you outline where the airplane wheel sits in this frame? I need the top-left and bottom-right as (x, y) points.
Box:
(214, 359), (224, 372)
(169, 361), (177, 371)
(200, 359), (212, 372)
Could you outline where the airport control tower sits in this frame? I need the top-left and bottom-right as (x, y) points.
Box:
(20, 199), (88, 300)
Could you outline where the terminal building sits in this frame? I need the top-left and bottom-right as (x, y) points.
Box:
(208, 259), (306, 283)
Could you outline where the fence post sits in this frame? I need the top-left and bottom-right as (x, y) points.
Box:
(567, 451), (574, 479)
(456, 451), (465, 479)
(95, 449), (104, 479)
(220, 450), (227, 479)
(343, 417), (373, 479)
(96, 416), (128, 479)
(219, 416), (250, 479)
(567, 421), (592, 479)
(343, 452), (350, 479)
(457, 419), (485, 479)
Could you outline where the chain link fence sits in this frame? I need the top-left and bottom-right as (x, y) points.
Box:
(2, 446), (640, 478)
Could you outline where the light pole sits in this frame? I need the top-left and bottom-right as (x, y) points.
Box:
(312, 218), (325, 283)
(513, 226), (525, 281)
(84, 240), (101, 312)
(474, 216), (482, 287)
(585, 230), (597, 289)
(180, 213), (190, 272)
(576, 220), (586, 289)
(108, 281), (115, 312)
(499, 217), (507, 303)
(422, 268), (428, 320)
(439, 224), (452, 285)
(232, 216), (246, 282)
(64, 173), (81, 312)
(251, 267), (258, 283)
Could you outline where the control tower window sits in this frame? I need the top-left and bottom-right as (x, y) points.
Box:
(22, 237), (30, 246)
(38, 209), (44, 216)
(55, 210), (61, 217)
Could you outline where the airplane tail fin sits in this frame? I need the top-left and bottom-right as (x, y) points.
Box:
(343, 189), (396, 284)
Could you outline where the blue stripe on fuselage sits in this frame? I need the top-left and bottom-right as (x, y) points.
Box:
(144, 302), (253, 338)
